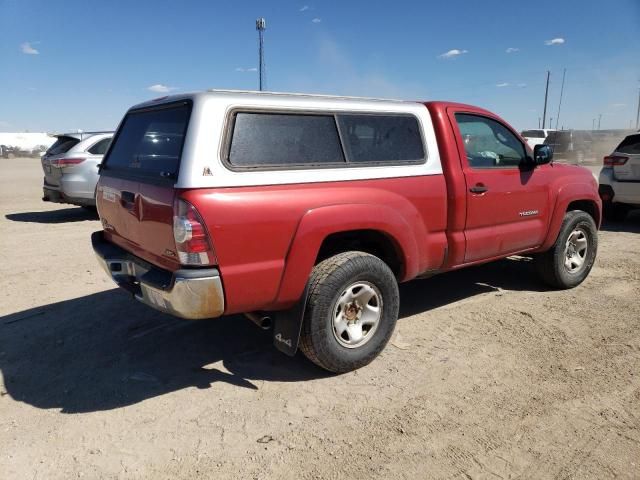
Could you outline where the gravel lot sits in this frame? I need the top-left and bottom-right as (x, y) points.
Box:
(1, 158), (639, 479)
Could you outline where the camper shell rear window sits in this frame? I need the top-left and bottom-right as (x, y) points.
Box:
(101, 101), (191, 180)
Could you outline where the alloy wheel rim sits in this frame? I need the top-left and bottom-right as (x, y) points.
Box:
(332, 281), (382, 349)
(564, 227), (588, 272)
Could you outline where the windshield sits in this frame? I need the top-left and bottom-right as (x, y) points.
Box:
(522, 130), (545, 138)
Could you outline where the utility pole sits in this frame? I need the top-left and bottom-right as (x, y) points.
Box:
(542, 70), (551, 129)
(635, 86), (640, 130)
(592, 118), (596, 131)
(538, 117), (541, 128)
(598, 113), (602, 130)
(256, 18), (266, 91)
(555, 68), (566, 130)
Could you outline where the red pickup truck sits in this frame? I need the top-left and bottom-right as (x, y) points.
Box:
(92, 90), (601, 373)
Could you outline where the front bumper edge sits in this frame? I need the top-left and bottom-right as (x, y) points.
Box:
(91, 231), (224, 319)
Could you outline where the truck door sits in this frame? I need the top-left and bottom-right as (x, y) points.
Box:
(449, 110), (553, 263)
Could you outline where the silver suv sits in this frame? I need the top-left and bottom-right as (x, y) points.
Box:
(41, 131), (113, 208)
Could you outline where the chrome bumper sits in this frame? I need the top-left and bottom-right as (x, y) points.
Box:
(91, 231), (224, 319)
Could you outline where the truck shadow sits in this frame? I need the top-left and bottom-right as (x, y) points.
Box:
(600, 210), (640, 234)
(0, 258), (544, 413)
(399, 256), (543, 318)
(5, 207), (98, 224)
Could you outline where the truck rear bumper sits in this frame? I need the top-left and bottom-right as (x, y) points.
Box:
(598, 168), (640, 206)
(91, 231), (225, 319)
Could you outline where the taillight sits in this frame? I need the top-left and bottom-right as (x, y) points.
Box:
(51, 157), (85, 167)
(603, 155), (628, 166)
(173, 198), (216, 266)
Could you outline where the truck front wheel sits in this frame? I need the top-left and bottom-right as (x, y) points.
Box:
(299, 251), (399, 373)
(535, 210), (598, 289)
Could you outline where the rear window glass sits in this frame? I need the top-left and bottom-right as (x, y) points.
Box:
(338, 114), (424, 163)
(521, 130), (545, 138)
(88, 138), (111, 155)
(229, 113), (344, 167)
(544, 132), (571, 144)
(103, 103), (190, 178)
(616, 134), (640, 154)
(46, 136), (80, 156)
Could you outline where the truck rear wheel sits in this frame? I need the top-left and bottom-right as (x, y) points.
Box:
(299, 251), (399, 373)
(535, 210), (597, 289)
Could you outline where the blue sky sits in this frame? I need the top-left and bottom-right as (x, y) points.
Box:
(1, 0), (639, 132)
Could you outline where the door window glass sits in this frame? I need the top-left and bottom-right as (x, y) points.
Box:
(88, 138), (111, 155)
(455, 114), (526, 168)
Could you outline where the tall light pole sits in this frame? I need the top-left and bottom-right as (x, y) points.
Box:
(256, 18), (266, 91)
(598, 113), (602, 130)
(542, 70), (551, 129)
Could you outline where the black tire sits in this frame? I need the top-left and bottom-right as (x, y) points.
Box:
(603, 202), (629, 222)
(535, 210), (598, 289)
(299, 251), (399, 373)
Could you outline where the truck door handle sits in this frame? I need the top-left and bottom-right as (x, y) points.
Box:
(469, 184), (488, 194)
(120, 191), (136, 208)
(121, 191), (135, 203)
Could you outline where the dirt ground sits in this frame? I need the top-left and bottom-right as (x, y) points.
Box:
(1, 158), (639, 480)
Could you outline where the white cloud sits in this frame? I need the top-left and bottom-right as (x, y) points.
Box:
(517, 83), (527, 88)
(438, 49), (468, 59)
(496, 82), (510, 87)
(311, 17), (321, 23)
(545, 37), (565, 46)
(20, 42), (39, 55)
(506, 47), (519, 53)
(235, 67), (258, 72)
(147, 84), (178, 93)
(611, 103), (626, 108)
(300, 5), (309, 11)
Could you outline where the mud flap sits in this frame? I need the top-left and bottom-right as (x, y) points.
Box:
(272, 284), (310, 356)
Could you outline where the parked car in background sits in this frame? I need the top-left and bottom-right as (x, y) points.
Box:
(0, 145), (17, 158)
(521, 129), (555, 150)
(41, 131), (113, 208)
(543, 130), (593, 163)
(598, 132), (640, 221)
(92, 90), (600, 373)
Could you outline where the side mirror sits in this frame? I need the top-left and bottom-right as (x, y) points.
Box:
(533, 144), (553, 165)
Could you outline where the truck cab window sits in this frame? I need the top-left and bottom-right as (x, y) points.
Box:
(455, 114), (525, 168)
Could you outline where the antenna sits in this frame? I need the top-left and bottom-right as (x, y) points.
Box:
(256, 18), (266, 91)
